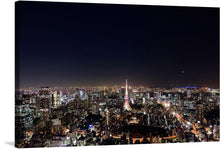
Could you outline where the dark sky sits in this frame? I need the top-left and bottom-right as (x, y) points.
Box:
(16, 1), (219, 88)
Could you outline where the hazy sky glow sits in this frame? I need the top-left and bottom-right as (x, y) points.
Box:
(16, 1), (219, 88)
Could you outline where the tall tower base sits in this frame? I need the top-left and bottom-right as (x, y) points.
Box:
(123, 79), (132, 111)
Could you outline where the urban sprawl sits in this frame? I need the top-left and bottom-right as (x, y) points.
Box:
(15, 79), (220, 147)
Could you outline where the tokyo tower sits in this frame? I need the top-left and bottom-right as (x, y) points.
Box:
(123, 79), (132, 111)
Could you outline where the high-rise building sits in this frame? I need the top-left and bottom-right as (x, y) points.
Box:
(51, 91), (62, 108)
(39, 86), (51, 119)
(156, 92), (161, 101)
(187, 90), (191, 98)
(105, 107), (110, 126)
(147, 92), (150, 99)
(123, 79), (132, 111)
(29, 94), (40, 117)
(196, 104), (204, 123)
(15, 98), (33, 145)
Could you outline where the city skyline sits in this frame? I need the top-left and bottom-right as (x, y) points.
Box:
(15, 1), (220, 147)
(15, 75), (220, 147)
(16, 1), (219, 89)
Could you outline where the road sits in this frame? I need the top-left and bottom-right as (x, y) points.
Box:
(158, 101), (199, 140)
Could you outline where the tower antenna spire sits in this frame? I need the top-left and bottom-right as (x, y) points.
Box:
(123, 76), (132, 111)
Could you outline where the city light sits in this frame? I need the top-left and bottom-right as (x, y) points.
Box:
(15, 82), (220, 147)
(15, 0), (220, 147)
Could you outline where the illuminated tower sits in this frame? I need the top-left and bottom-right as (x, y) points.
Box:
(105, 107), (110, 126)
(123, 79), (132, 111)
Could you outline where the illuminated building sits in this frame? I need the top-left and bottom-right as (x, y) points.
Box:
(51, 91), (62, 108)
(92, 92), (100, 100)
(91, 104), (97, 114)
(128, 116), (140, 124)
(39, 86), (51, 119)
(147, 92), (150, 99)
(123, 79), (132, 111)
(156, 92), (161, 101)
(79, 89), (84, 98)
(187, 90), (191, 98)
(105, 107), (110, 126)
(29, 94), (40, 117)
(143, 97), (145, 104)
(22, 94), (31, 104)
(196, 104), (204, 124)
(15, 115), (26, 145)
(15, 98), (33, 145)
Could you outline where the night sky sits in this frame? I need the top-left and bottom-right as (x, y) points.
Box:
(16, 1), (219, 88)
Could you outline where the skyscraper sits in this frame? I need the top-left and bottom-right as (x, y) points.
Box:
(15, 98), (33, 145)
(39, 86), (51, 120)
(123, 79), (132, 111)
